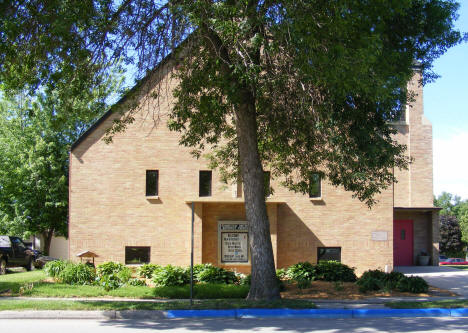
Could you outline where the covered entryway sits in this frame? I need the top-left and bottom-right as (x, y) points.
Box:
(185, 198), (284, 274)
(393, 220), (414, 266)
(393, 207), (442, 266)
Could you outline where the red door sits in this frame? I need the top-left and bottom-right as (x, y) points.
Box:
(393, 220), (414, 266)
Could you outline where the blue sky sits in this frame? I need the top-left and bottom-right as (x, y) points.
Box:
(425, 1), (468, 199)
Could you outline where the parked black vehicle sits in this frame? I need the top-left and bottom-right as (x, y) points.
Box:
(0, 236), (35, 274)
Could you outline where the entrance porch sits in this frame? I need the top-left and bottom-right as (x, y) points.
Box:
(185, 198), (284, 274)
(393, 207), (441, 266)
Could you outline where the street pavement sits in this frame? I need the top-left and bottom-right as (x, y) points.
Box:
(395, 266), (468, 297)
(1, 317), (468, 332)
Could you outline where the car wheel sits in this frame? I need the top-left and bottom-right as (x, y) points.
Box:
(0, 258), (6, 275)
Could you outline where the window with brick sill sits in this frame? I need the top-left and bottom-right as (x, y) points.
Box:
(125, 246), (150, 265)
(199, 170), (212, 197)
(317, 247), (341, 262)
(146, 170), (159, 197)
(309, 173), (322, 199)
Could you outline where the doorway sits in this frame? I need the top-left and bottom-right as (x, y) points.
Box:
(394, 220), (414, 266)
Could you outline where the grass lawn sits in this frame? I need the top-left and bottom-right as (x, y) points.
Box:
(0, 270), (267, 302)
(386, 300), (468, 309)
(22, 283), (155, 298)
(0, 299), (317, 311)
(0, 271), (318, 311)
(443, 265), (468, 270)
(0, 270), (46, 294)
(1, 271), (249, 299)
(0, 270), (154, 298)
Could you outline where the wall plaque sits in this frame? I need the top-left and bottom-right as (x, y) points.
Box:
(371, 231), (388, 241)
(219, 221), (249, 263)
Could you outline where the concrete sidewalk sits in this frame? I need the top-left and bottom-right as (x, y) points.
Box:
(1, 295), (465, 305)
(395, 266), (468, 297)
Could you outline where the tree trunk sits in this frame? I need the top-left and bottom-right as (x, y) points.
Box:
(200, 22), (279, 300)
(235, 90), (280, 300)
(42, 229), (54, 256)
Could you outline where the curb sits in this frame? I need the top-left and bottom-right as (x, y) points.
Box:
(166, 308), (468, 319)
(0, 310), (166, 320)
(0, 308), (467, 320)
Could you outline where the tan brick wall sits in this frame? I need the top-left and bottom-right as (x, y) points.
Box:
(393, 71), (434, 207)
(431, 211), (440, 265)
(69, 67), (432, 274)
(275, 186), (394, 275)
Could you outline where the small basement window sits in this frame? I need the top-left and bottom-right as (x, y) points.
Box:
(146, 170), (159, 196)
(309, 173), (321, 198)
(125, 246), (150, 265)
(317, 247), (341, 262)
(199, 170), (212, 197)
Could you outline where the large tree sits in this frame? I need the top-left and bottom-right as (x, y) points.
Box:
(0, 1), (462, 299)
(0, 74), (120, 254)
(435, 192), (468, 244)
(439, 215), (465, 256)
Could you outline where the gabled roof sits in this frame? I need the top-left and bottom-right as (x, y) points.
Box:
(70, 52), (176, 152)
(76, 250), (98, 258)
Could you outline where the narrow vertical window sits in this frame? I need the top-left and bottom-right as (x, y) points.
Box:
(146, 170), (159, 196)
(309, 173), (321, 198)
(199, 170), (212, 197)
(263, 171), (271, 197)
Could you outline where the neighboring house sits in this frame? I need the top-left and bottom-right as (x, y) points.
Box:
(69, 61), (439, 274)
(26, 235), (68, 260)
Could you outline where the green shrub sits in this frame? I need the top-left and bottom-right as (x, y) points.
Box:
(193, 264), (238, 284)
(235, 272), (284, 291)
(357, 270), (389, 292)
(96, 262), (127, 277)
(358, 269), (388, 281)
(45, 260), (95, 285)
(287, 262), (316, 288)
(138, 264), (162, 279)
(152, 264), (190, 287)
(396, 276), (428, 293)
(357, 276), (383, 292)
(97, 274), (122, 291)
(238, 273), (251, 286)
(277, 277), (286, 291)
(444, 250), (466, 258)
(357, 270), (417, 293)
(96, 261), (132, 291)
(194, 283), (249, 298)
(126, 278), (147, 286)
(316, 261), (357, 282)
(386, 271), (406, 289)
(117, 267), (132, 283)
(276, 268), (289, 281)
(44, 260), (67, 278)
(59, 262), (95, 285)
(153, 283), (249, 299)
(192, 264), (208, 277)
